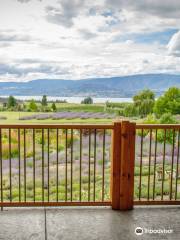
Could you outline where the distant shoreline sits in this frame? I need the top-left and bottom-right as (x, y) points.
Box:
(0, 96), (133, 104)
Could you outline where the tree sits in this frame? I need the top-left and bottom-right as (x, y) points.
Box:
(133, 89), (155, 117)
(81, 97), (93, 104)
(157, 113), (177, 144)
(41, 95), (47, 107)
(154, 87), (180, 116)
(141, 113), (177, 143)
(51, 102), (57, 112)
(7, 96), (17, 109)
(28, 99), (38, 112)
(123, 104), (138, 117)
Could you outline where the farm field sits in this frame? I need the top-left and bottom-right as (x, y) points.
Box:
(0, 111), (115, 124)
(0, 102), (119, 124)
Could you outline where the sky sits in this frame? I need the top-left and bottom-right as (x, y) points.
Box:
(0, 0), (180, 82)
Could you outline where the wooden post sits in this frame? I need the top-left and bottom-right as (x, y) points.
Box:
(119, 121), (136, 210)
(111, 121), (136, 210)
(111, 121), (121, 210)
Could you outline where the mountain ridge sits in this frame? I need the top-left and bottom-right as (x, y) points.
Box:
(0, 73), (179, 97)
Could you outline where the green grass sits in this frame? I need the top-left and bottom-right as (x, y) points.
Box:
(22, 102), (105, 112)
(54, 103), (105, 112)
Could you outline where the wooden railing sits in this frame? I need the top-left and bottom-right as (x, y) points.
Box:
(0, 122), (179, 210)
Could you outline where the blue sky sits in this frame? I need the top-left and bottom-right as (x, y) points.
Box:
(0, 0), (180, 82)
(113, 29), (178, 44)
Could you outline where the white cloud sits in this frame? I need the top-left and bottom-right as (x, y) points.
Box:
(106, 0), (180, 19)
(167, 31), (180, 56)
(45, 0), (85, 28)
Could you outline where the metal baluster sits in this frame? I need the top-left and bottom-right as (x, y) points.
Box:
(47, 129), (50, 202)
(153, 129), (157, 200)
(175, 130), (180, 200)
(88, 129), (91, 201)
(79, 129), (82, 201)
(0, 129), (3, 210)
(18, 129), (21, 202)
(56, 129), (58, 202)
(65, 129), (68, 201)
(42, 129), (44, 202)
(139, 129), (143, 200)
(9, 129), (12, 202)
(70, 129), (73, 201)
(93, 129), (97, 201)
(170, 129), (175, 200)
(33, 129), (35, 202)
(102, 129), (105, 201)
(161, 129), (167, 200)
(24, 129), (26, 202)
(147, 129), (152, 200)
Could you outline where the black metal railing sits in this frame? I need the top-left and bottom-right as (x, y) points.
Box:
(0, 125), (113, 207)
(1, 122), (180, 209)
(135, 125), (180, 203)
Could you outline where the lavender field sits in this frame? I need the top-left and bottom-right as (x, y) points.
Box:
(19, 112), (115, 120)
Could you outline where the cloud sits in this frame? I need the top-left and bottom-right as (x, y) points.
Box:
(167, 31), (180, 56)
(0, 61), (69, 79)
(78, 29), (97, 39)
(1, 0), (180, 82)
(45, 0), (85, 27)
(0, 42), (11, 48)
(106, 0), (180, 19)
(17, 0), (42, 3)
(0, 32), (32, 42)
(17, 0), (31, 2)
(0, 63), (21, 75)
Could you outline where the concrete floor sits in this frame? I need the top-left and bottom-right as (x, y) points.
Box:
(0, 206), (180, 240)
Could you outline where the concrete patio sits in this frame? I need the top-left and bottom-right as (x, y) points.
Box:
(0, 206), (180, 240)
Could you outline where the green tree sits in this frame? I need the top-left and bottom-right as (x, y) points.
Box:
(154, 87), (180, 116)
(41, 95), (47, 107)
(141, 113), (178, 142)
(123, 104), (138, 117)
(7, 96), (17, 109)
(81, 97), (93, 104)
(133, 89), (155, 117)
(51, 102), (57, 112)
(157, 113), (177, 144)
(28, 99), (38, 112)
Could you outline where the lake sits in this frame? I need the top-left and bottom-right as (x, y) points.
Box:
(0, 96), (133, 103)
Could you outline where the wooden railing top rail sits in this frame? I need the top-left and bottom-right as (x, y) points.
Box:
(0, 124), (114, 129)
(136, 124), (180, 129)
(0, 123), (180, 130)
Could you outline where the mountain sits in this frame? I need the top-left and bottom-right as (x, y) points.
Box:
(0, 74), (180, 97)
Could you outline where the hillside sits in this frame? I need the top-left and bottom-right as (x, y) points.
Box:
(0, 73), (179, 97)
